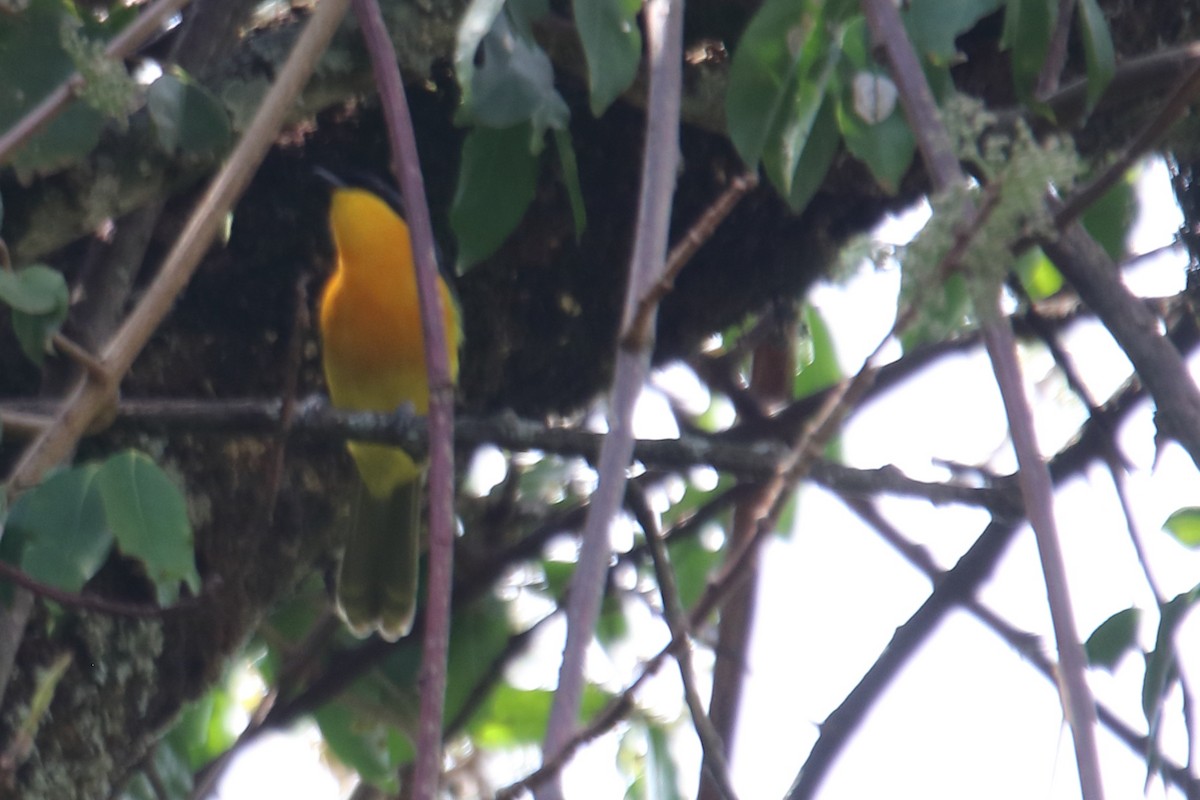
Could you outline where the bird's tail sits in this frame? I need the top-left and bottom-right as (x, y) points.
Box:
(336, 476), (421, 641)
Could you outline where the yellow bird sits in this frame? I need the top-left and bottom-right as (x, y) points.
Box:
(316, 169), (460, 640)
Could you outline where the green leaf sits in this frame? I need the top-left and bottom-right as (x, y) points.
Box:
(1085, 607), (1140, 671)
(1014, 247), (1063, 300)
(726, 0), (828, 169)
(0, 265), (67, 314)
(1001, 0), (1054, 108)
(1075, 0), (1114, 113)
(450, 123), (540, 269)
(554, 127), (588, 240)
(763, 93), (840, 213)
(507, 0), (551, 37)
(146, 69), (232, 155)
(692, 392), (734, 434)
(314, 703), (405, 791)
(8, 464), (112, 592)
(904, 0), (1003, 64)
(643, 723), (683, 800)
(837, 73), (914, 193)
(541, 559), (575, 600)
(899, 272), (972, 351)
(758, 20), (844, 206)
(455, 4), (569, 134)
(662, 472), (733, 528)
(470, 683), (609, 747)
(0, 264), (69, 366)
(775, 487), (801, 537)
(597, 592), (629, 645)
(794, 305), (842, 398)
(96, 450), (199, 605)
(1163, 507), (1200, 548)
(12, 307), (68, 367)
(666, 535), (719, 610)
(455, 0), (508, 88)
(261, 579), (327, 648)
(1080, 174), (1135, 261)
(119, 739), (193, 800)
(471, 685), (555, 747)
(574, 0), (642, 116)
(169, 682), (243, 768)
(1142, 587), (1200, 764)
(443, 597), (513, 727)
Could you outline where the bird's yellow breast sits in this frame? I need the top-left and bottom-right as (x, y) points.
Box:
(318, 185), (460, 495)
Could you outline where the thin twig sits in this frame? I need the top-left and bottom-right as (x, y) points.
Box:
(50, 334), (112, 387)
(784, 367), (1153, 798)
(349, 1), (455, 797)
(1035, 41), (1200, 128)
(443, 615), (552, 737)
(0, 408), (52, 436)
(860, 2), (1104, 798)
(1103, 460), (1200, 779)
(1041, 220), (1200, 471)
(1054, 62), (1200, 230)
(0, 0), (195, 164)
(538, 4), (685, 796)
(982, 312), (1101, 800)
(0, 394), (1019, 511)
(700, 313), (795, 800)
(189, 613), (341, 799)
(1108, 459), (1164, 603)
(507, 351), (881, 798)
(504, 366), (1162, 799)
(143, 755), (170, 800)
(628, 484), (739, 800)
(0, 560), (167, 618)
(623, 172), (759, 350)
(840, 496), (1200, 797)
(1036, 0), (1078, 100)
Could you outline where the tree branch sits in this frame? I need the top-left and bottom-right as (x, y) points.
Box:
(1042, 222), (1200, 471)
(350, 0), (457, 795)
(539, 4), (685, 795)
(860, 2), (1104, 796)
(840, 497), (1200, 797)
(0, 396), (1022, 513)
(784, 366), (1150, 798)
(629, 484), (739, 800)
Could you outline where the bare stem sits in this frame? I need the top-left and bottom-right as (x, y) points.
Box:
(629, 485), (739, 800)
(348, 0), (456, 797)
(1035, 0), (1077, 99)
(538, 3), (685, 797)
(859, 0), (1104, 797)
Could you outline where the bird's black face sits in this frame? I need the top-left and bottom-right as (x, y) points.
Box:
(312, 166), (407, 221)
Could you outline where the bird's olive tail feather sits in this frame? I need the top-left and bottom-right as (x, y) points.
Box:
(335, 477), (421, 641)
